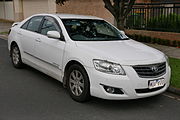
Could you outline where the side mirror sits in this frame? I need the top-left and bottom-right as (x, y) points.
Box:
(120, 31), (125, 35)
(47, 31), (61, 39)
(119, 30), (128, 39)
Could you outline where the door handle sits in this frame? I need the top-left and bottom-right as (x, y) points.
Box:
(35, 38), (41, 42)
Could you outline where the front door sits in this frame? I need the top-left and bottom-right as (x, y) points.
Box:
(35, 16), (65, 70)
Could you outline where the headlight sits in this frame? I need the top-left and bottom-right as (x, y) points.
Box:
(93, 59), (126, 75)
(164, 54), (169, 65)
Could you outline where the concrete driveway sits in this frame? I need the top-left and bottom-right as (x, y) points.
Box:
(0, 38), (180, 120)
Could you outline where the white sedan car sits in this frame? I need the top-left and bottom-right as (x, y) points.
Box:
(8, 14), (171, 102)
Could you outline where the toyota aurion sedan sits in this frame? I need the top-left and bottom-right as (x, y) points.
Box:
(8, 14), (171, 102)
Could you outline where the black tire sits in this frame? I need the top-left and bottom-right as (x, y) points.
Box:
(67, 64), (90, 102)
(11, 44), (23, 68)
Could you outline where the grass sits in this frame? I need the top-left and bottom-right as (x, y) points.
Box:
(169, 57), (180, 88)
(0, 18), (14, 23)
(0, 31), (8, 35)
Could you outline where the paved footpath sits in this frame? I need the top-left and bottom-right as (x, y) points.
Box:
(146, 43), (180, 59)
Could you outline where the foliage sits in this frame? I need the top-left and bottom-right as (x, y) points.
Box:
(169, 57), (180, 88)
(147, 13), (180, 32)
(0, 31), (8, 35)
(126, 13), (144, 29)
(128, 34), (180, 47)
(56, 0), (68, 5)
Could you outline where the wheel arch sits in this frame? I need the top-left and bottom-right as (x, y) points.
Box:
(10, 41), (18, 57)
(63, 60), (89, 87)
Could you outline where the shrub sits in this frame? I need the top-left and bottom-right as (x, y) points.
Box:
(147, 13), (180, 33)
(178, 41), (180, 47)
(152, 38), (156, 44)
(172, 40), (177, 47)
(146, 36), (151, 43)
(126, 13), (144, 29)
(126, 34), (179, 48)
(156, 38), (161, 44)
(134, 34), (139, 40)
(162, 39), (166, 45)
(165, 40), (170, 46)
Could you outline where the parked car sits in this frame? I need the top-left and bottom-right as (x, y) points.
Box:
(8, 14), (171, 102)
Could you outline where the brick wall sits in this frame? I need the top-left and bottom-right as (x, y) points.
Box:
(56, 0), (114, 24)
(56, 0), (151, 24)
(125, 29), (180, 41)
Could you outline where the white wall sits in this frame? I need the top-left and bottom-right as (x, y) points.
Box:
(0, 2), (5, 19)
(4, 2), (14, 20)
(0, 1), (14, 20)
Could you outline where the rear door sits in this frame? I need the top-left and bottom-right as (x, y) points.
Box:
(19, 16), (44, 55)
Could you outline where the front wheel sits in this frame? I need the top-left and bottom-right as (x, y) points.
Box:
(11, 44), (23, 68)
(67, 64), (90, 102)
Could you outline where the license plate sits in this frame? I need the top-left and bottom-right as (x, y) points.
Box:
(148, 78), (164, 89)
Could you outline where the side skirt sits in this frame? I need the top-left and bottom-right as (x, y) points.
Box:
(22, 52), (63, 82)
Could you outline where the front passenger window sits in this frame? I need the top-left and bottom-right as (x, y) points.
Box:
(27, 16), (43, 32)
(40, 17), (60, 35)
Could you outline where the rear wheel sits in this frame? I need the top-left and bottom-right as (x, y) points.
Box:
(67, 64), (90, 102)
(11, 44), (23, 68)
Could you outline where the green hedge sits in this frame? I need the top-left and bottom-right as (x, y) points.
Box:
(128, 34), (180, 48)
(147, 13), (180, 32)
(126, 13), (180, 33)
(126, 13), (144, 29)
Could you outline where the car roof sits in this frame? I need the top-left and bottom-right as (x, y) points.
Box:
(55, 14), (103, 20)
(33, 13), (103, 20)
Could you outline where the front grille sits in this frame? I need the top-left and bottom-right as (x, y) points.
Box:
(133, 62), (166, 78)
(135, 85), (165, 94)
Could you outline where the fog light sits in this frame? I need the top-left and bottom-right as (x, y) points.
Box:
(102, 84), (124, 94)
(106, 87), (115, 94)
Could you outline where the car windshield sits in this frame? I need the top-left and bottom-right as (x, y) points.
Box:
(61, 19), (129, 41)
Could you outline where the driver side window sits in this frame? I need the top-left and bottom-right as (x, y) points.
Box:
(40, 17), (60, 35)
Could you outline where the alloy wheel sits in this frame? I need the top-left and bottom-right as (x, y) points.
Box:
(69, 70), (85, 96)
(12, 46), (20, 65)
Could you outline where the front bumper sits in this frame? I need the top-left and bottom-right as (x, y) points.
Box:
(85, 63), (171, 100)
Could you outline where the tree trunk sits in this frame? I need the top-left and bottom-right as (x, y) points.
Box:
(116, 17), (125, 30)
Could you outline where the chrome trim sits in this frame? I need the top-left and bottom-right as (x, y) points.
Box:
(132, 62), (166, 78)
(24, 51), (60, 69)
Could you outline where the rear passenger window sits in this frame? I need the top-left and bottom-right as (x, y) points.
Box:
(27, 16), (43, 32)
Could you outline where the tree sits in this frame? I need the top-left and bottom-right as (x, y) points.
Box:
(56, 0), (136, 30)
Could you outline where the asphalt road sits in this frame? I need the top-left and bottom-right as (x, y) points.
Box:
(0, 38), (180, 120)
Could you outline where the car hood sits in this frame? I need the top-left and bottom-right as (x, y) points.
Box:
(75, 39), (165, 65)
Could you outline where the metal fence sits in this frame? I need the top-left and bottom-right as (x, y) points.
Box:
(126, 2), (180, 32)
